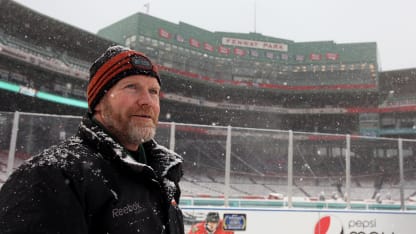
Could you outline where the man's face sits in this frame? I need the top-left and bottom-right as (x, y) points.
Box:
(206, 221), (219, 232)
(94, 75), (160, 150)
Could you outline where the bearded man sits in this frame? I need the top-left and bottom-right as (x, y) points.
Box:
(0, 45), (185, 234)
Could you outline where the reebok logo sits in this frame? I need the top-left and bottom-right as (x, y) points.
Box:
(112, 202), (142, 218)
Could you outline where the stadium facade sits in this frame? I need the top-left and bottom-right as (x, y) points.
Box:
(97, 11), (380, 136)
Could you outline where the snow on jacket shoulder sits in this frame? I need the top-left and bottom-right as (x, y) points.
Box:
(0, 116), (185, 234)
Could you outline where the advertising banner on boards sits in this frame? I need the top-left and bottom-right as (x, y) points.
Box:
(183, 207), (416, 234)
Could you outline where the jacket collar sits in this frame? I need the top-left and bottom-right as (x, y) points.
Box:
(77, 115), (154, 173)
(78, 115), (184, 203)
(77, 116), (183, 180)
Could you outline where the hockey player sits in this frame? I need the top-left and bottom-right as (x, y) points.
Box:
(188, 212), (234, 234)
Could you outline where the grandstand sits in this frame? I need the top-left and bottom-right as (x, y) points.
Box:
(2, 0), (416, 209)
(1, 0), (416, 136)
(2, 0), (416, 136)
(2, 113), (416, 210)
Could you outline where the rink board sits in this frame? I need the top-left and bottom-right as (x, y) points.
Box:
(182, 206), (416, 233)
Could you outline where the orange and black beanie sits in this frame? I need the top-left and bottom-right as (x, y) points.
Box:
(87, 45), (161, 113)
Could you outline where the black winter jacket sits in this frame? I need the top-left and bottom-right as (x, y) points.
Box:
(0, 116), (185, 234)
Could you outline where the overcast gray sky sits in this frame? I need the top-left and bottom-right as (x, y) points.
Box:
(13, 0), (416, 71)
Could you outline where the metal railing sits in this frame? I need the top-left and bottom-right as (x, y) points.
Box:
(1, 111), (416, 210)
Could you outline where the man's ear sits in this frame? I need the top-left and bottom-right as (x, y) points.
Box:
(93, 99), (106, 121)
(94, 101), (103, 112)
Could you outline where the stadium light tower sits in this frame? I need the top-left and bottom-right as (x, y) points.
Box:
(144, 2), (150, 14)
(253, 1), (257, 33)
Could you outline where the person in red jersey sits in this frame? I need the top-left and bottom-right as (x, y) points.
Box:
(189, 212), (234, 234)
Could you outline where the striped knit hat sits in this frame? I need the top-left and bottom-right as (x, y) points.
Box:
(87, 45), (160, 113)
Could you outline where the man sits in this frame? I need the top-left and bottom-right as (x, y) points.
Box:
(0, 45), (185, 234)
(188, 212), (234, 234)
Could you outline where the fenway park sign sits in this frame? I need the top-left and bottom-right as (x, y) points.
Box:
(222, 37), (288, 52)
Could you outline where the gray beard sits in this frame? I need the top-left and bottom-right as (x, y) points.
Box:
(103, 118), (156, 146)
(125, 125), (156, 144)
(99, 102), (156, 146)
